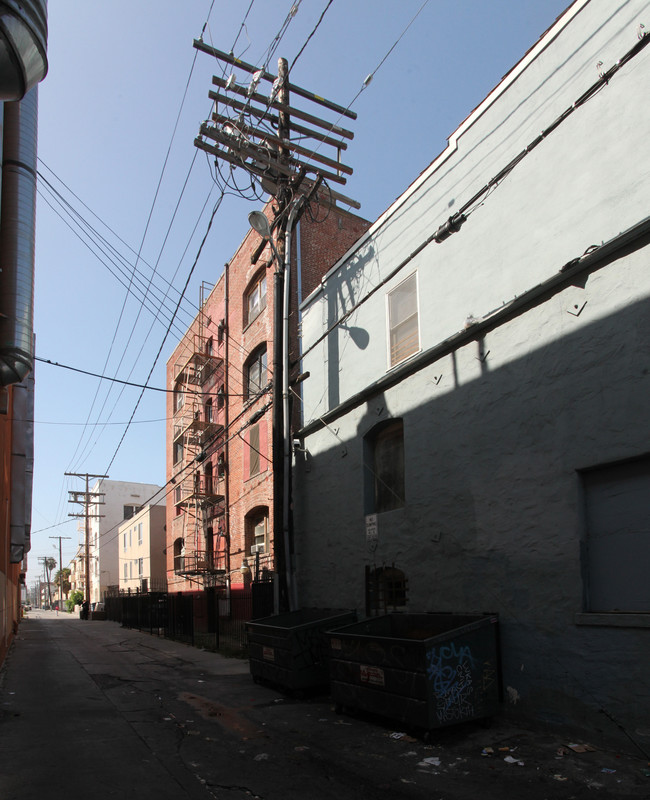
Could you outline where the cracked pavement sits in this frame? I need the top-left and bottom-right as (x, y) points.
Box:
(1, 610), (649, 800)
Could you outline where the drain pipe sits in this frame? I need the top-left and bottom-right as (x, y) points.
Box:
(282, 197), (304, 611)
(0, 86), (39, 385)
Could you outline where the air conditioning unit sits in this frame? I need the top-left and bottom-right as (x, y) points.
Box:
(250, 544), (265, 555)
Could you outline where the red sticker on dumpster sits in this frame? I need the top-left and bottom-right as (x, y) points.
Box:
(263, 646), (275, 661)
(360, 664), (385, 686)
(331, 638), (342, 650)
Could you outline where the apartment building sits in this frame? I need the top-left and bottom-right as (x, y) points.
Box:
(166, 202), (369, 605)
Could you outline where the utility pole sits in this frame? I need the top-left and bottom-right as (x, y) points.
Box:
(38, 557), (54, 608)
(193, 43), (358, 611)
(66, 472), (107, 605)
(49, 535), (71, 611)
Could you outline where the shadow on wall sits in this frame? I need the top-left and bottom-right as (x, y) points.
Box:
(293, 291), (650, 735)
(326, 241), (377, 410)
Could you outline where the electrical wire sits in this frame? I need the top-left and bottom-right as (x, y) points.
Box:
(289, 0), (333, 75)
(34, 355), (262, 399)
(101, 192), (225, 478)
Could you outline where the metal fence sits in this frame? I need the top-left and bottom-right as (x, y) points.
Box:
(105, 580), (275, 655)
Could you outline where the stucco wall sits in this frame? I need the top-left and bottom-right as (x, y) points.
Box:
(294, 0), (650, 743)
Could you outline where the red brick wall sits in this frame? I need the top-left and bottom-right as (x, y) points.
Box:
(166, 201), (369, 595)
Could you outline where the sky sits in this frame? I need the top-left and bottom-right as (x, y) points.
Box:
(28, 0), (571, 586)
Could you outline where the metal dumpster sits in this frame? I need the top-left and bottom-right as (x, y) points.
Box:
(246, 608), (357, 692)
(328, 613), (500, 730)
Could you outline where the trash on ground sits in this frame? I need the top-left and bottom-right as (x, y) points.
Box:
(254, 753), (270, 761)
(565, 742), (596, 753)
(504, 755), (525, 766)
(390, 731), (418, 742)
(481, 747), (494, 756)
(553, 774), (568, 782)
(601, 768), (616, 774)
(417, 756), (441, 768)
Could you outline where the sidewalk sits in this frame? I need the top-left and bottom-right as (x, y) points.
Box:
(2, 610), (649, 800)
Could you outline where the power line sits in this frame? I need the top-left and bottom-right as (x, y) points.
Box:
(102, 193), (225, 477)
(289, 0), (333, 74)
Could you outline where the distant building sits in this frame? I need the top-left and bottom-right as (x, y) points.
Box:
(118, 504), (167, 594)
(86, 479), (164, 604)
(294, 0), (650, 744)
(0, 1), (48, 663)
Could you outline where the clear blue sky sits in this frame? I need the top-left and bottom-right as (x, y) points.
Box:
(29, 0), (570, 585)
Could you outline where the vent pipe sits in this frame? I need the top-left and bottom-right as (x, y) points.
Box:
(0, 85), (39, 385)
(10, 366), (34, 562)
(0, 0), (48, 101)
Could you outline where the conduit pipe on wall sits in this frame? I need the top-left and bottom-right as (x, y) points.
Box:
(0, 0), (48, 101)
(10, 366), (34, 562)
(0, 86), (39, 386)
(282, 197), (304, 612)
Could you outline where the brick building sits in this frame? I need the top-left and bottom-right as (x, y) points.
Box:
(166, 201), (369, 607)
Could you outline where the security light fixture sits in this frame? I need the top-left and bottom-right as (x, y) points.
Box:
(248, 210), (271, 239)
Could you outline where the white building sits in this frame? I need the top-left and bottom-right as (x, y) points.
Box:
(88, 480), (164, 603)
(294, 0), (650, 744)
(118, 504), (167, 594)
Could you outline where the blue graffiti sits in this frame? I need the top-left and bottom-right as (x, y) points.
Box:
(425, 641), (476, 694)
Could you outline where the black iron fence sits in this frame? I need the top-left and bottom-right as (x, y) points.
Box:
(105, 580), (275, 655)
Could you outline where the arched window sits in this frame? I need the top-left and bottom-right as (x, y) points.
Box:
(173, 538), (185, 573)
(246, 345), (267, 399)
(245, 506), (269, 556)
(204, 397), (213, 423)
(364, 419), (405, 513)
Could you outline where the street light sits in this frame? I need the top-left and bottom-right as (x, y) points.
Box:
(248, 211), (281, 264)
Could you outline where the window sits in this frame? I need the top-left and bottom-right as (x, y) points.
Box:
(123, 504), (141, 520)
(246, 346), (267, 398)
(137, 523), (143, 546)
(245, 507), (269, 555)
(387, 272), (419, 367)
(173, 380), (185, 413)
(205, 398), (213, 423)
(365, 419), (405, 513)
(138, 558), (143, 578)
(204, 337), (213, 356)
(245, 272), (267, 326)
(123, 532), (127, 552)
(123, 562), (128, 580)
(173, 440), (184, 465)
(581, 456), (650, 613)
(173, 538), (184, 573)
(366, 566), (408, 616)
(249, 423), (261, 477)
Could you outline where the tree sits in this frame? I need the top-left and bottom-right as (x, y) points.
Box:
(54, 568), (71, 596)
(66, 589), (83, 613)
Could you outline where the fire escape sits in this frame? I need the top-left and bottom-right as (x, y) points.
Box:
(172, 300), (227, 585)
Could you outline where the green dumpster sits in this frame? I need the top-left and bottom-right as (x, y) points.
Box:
(246, 608), (357, 692)
(328, 613), (500, 730)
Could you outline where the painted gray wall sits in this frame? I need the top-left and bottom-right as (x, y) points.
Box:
(294, 0), (650, 743)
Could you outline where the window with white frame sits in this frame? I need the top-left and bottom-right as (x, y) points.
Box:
(137, 522), (143, 546)
(123, 562), (128, 580)
(387, 272), (419, 367)
(245, 271), (267, 326)
(138, 558), (144, 578)
(123, 532), (127, 551)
